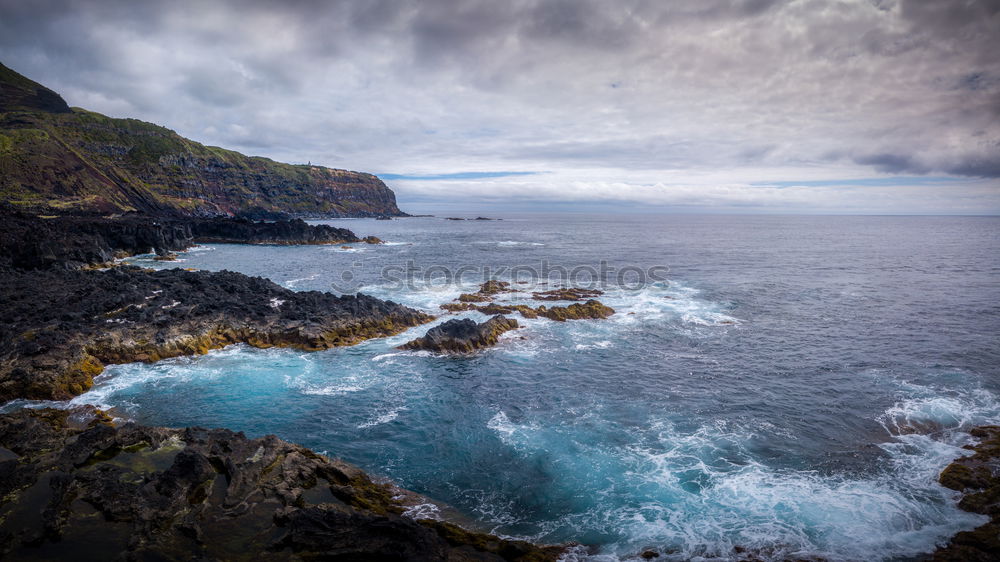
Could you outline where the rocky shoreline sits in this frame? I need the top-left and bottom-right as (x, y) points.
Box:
(934, 426), (1000, 560)
(0, 266), (433, 402)
(1, 205), (991, 559)
(0, 208), (433, 403)
(0, 206), (374, 270)
(0, 207), (583, 560)
(0, 406), (565, 560)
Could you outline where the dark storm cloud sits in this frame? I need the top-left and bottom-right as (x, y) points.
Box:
(855, 153), (930, 175)
(0, 0), (998, 211)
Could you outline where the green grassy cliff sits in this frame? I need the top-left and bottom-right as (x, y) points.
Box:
(0, 62), (403, 217)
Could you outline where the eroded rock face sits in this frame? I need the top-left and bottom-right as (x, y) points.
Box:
(400, 316), (520, 353)
(0, 207), (194, 270)
(188, 217), (359, 245)
(935, 426), (1000, 560)
(0, 266), (434, 402)
(0, 407), (565, 561)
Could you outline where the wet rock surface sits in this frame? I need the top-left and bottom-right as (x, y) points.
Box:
(400, 316), (520, 353)
(437, 282), (616, 323)
(531, 288), (603, 301)
(0, 266), (433, 402)
(439, 299), (615, 323)
(934, 426), (1000, 561)
(0, 407), (564, 561)
(535, 300), (615, 322)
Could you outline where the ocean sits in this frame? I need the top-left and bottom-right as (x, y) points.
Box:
(32, 214), (1000, 560)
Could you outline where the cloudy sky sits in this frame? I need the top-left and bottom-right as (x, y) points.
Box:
(1, 0), (998, 214)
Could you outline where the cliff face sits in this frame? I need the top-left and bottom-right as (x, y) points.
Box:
(0, 63), (404, 217)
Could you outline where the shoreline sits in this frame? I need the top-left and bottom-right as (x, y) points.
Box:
(0, 405), (567, 560)
(4, 209), (992, 559)
(0, 209), (572, 559)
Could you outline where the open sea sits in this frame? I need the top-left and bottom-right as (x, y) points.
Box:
(17, 214), (1000, 560)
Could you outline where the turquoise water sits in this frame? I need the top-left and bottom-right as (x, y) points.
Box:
(12, 214), (1000, 560)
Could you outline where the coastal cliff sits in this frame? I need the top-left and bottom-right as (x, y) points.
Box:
(0, 62), (404, 218)
(0, 407), (564, 560)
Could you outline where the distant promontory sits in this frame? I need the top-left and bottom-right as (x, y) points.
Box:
(0, 62), (404, 218)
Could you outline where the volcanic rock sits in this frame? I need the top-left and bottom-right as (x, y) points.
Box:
(0, 266), (433, 402)
(532, 288), (604, 301)
(535, 300), (616, 322)
(935, 425), (1000, 560)
(0, 406), (564, 561)
(400, 316), (520, 353)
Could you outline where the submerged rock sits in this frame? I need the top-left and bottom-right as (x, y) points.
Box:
(458, 293), (493, 303)
(400, 316), (520, 353)
(532, 287), (604, 301)
(0, 407), (565, 561)
(535, 300), (615, 322)
(0, 266), (434, 402)
(472, 304), (540, 319)
(439, 294), (613, 323)
(935, 425), (1000, 560)
(440, 302), (478, 312)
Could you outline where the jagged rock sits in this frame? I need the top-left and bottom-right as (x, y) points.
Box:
(399, 316), (519, 353)
(362, 236), (384, 244)
(458, 293), (492, 303)
(440, 303), (478, 312)
(442, 301), (612, 323)
(0, 407), (565, 561)
(446, 282), (515, 307)
(0, 207), (378, 270)
(188, 217), (359, 245)
(472, 304), (540, 319)
(0, 207), (194, 269)
(935, 425), (1000, 561)
(532, 288), (604, 301)
(536, 300), (615, 322)
(478, 280), (513, 295)
(0, 266), (434, 402)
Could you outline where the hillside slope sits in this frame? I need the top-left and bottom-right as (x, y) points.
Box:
(0, 62), (403, 217)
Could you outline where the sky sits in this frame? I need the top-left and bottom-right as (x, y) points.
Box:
(1, 0), (998, 214)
